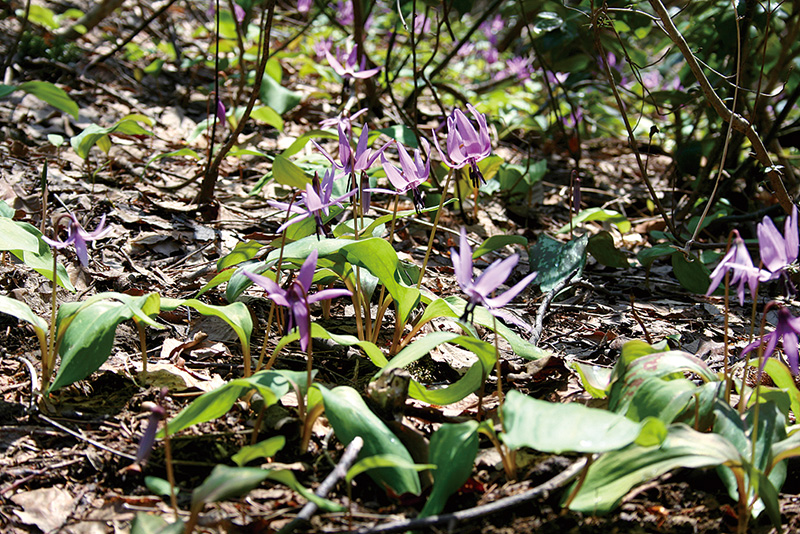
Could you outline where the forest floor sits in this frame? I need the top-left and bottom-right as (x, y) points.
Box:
(2, 4), (800, 534)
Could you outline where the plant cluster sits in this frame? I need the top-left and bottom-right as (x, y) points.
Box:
(3, 0), (800, 531)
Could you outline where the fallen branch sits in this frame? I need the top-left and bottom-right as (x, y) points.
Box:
(349, 457), (587, 534)
(277, 436), (364, 534)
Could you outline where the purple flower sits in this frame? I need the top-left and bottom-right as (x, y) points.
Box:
(480, 14), (504, 44)
(495, 57), (532, 82)
(335, 0), (354, 25)
(313, 37), (333, 61)
(244, 250), (351, 352)
(758, 205), (798, 281)
(298, 0), (312, 13)
(43, 213), (112, 268)
(215, 99), (226, 125)
(740, 306), (800, 375)
(413, 14), (430, 34)
(706, 230), (761, 305)
(450, 228), (537, 322)
(433, 104), (492, 187)
(380, 139), (431, 213)
(326, 44), (381, 80)
(269, 168), (356, 237)
(313, 122), (392, 213)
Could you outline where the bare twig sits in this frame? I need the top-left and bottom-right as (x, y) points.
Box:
(648, 0), (793, 216)
(38, 414), (137, 462)
(277, 436), (364, 534)
(349, 457), (587, 534)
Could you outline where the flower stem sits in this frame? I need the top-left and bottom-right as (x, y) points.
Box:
(43, 250), (58, 392)
(417, 168), (453, 290)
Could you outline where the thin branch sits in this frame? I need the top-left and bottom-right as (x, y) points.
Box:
(648, 0), (793, 215)
(350, 457), (587, 534)
(278, 436), (364, 534)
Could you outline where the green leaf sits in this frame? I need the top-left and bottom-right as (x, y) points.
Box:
(0, 294), (48, 333)
(528, 234), (587, 292)
(626, 376), (698, 423)
(346, 455), (435, 484)
(558, 208), (631, 234)
(671, 251), (710, 294)
(384, 331), (496, 405)
(250, 106), (284, 131)
(608, 348), (718, 414)
(144, 476), (177, 498)
(587, 231), (630, 268)
(533, 11), (564, 33)
(71, 119), (153, 160)
(19, 81), (79, 119)
(715, 401), (786, 520)
(415, 296), (548, 361)
(217, 240), (263, 271)
(571, 361), (612, 399)
(9, 221), (75, 290)
(232, 436), (286, 466)
(191, 465), (271, 511)
(272, 323), (389, 368)
(502, 390), (648, 454)
(319, 385), (421, 495)
(377, 125), (418, 147)
(160, 298), (252, 366)
(567, 424), (741, 513)
(637, 243), (677, 268)
(49, 296), (158, 391)
(263, 237), (421, 323)
(761, 359), (800, 420)
(259, 73), (302, 115)
(471, 235), (528, 259)
(0, 217), (44, 254)
(130, 513), (185, 534)
(272, 154), (311, 189)
(0, 85), (16, 99)
(420, 421), (479, 517)
(281, 129), (339, 158)
(159, 370), (299, 437)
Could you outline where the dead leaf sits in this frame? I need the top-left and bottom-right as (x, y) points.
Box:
(11, 487), (75, 532)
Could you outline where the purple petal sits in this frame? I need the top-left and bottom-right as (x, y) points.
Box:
(786, 205), (799, 264)
(292, 299), (311, 352)
(233, 3), (245, 22)
(73, 234), (89, 267)
(245, 270), (284, 295)
(297, 250), (319, 292)
(758, 216), (787, 272)
(485, 271), (538, 309)
(452, 228), (474, 289)
(308, 288), (352, 303)
(473, 255), (519, 297)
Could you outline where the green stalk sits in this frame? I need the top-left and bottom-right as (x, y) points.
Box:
(417, 168), (454, 289)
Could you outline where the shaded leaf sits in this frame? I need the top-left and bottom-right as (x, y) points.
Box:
(319, 385), (421, 495)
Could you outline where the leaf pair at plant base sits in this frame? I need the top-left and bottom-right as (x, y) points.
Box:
(47, 294), (252, 392)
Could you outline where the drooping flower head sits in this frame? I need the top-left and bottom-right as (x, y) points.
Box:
(758, 204), (798, 283)
(43, 212), (112, 267)
(380, 139), (431, 213)
(268, 168), (356, 238)
(740, 306), (800, 375)
(706, 229), (761, 305)
(244, 250), (351, 352)
(313, 122), (391, 213)
(450, 228), (537, 322)
(434, 104), (492, 187)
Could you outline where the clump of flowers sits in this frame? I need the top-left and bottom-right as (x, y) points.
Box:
(434, 104), (492, 187)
